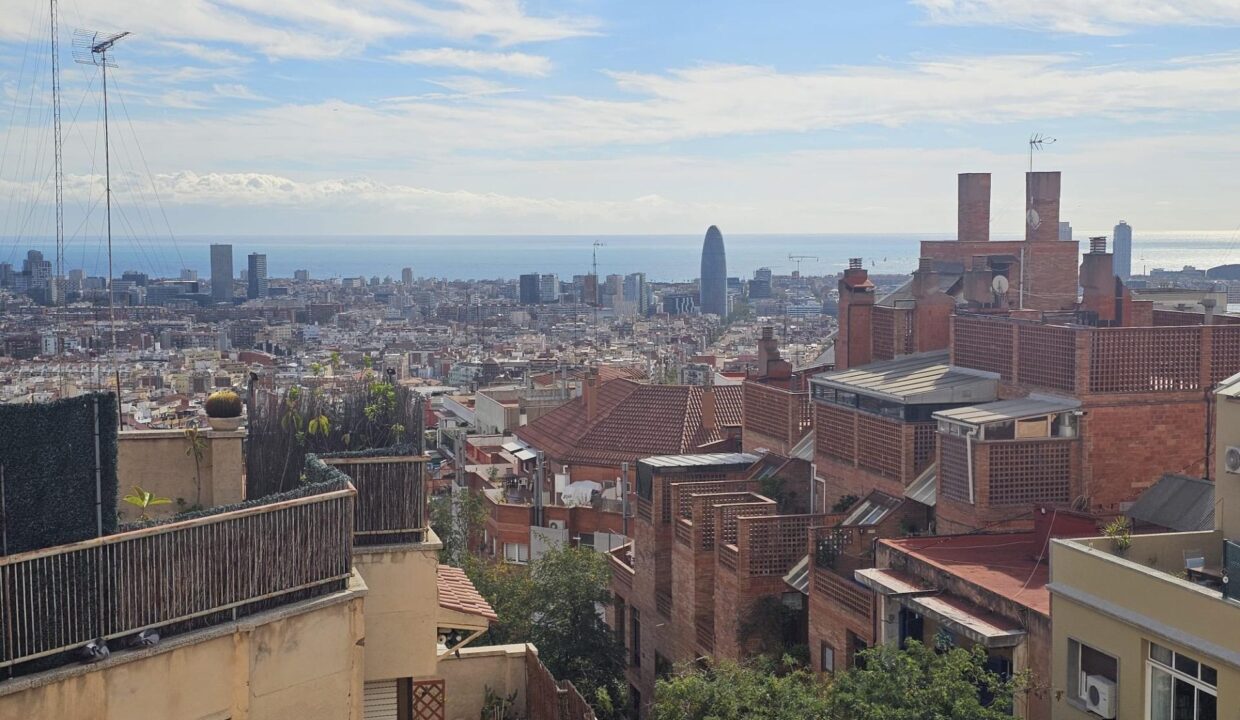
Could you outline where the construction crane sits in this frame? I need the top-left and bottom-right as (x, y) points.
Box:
(787, 254), (819, 276)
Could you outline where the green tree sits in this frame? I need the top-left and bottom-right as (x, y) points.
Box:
(468, 545), (627, 720)
(430, 488), (487, 567)
(653, 658), (831, 720)
(824, 640), (1022, 720)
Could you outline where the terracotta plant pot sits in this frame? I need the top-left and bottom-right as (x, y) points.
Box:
(207, 416), (242, 432)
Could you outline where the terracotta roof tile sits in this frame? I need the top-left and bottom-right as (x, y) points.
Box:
(437, 565), (497, 622)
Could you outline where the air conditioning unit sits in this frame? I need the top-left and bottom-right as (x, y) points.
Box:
(1084, 675), (1117, 719)
(548, 520), (566, 531)
(1226, 446), (1240, 475)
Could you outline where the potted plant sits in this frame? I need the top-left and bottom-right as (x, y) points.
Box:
(205, 389), (243, 431)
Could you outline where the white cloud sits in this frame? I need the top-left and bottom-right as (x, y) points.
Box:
(424, 76), (521, 96)
(913, 0), (1240, 35)
(389, 47), (551, 77)
(0, 0), (598, 59)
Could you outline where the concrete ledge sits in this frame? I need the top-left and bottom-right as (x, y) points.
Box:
(0, 569), (367, 698)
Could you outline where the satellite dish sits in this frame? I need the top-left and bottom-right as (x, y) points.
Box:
(1026, 208), (1041, 229)
(992, 275), (1010, 294)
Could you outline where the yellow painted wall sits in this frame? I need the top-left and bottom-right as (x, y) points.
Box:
(0, 585), (365, 720)
(438, 644), (530, 720)
(116, 429), (245, 520)
(354, 535), (444, 682)
(1214, 391), (1240, 538)
(1049, 539), (1240, 719)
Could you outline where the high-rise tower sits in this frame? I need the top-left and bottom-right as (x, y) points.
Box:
(699, 225), (727, 317)
(210, 244), (233, 302)
(1113, 221), (1133, 278)
(247, 253), (268, 299)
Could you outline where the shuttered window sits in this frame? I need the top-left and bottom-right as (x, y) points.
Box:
(364, 680), (400, 720)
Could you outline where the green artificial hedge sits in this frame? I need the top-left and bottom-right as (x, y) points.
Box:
(313, 443), (418, 461)
(121, 466), (349, 532)
(0, 393), (118, 554)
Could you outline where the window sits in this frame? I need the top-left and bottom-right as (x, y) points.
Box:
(655, 652), (673, 680)
(503, 543), (529, 564)
(1067, 639), (1118, 707)
(579, 532), (595, 550)
(614, 595), (627, 644)
(1148, 642), (1216, 720)
(820, 642), (835, 673)
(630, 607), (641, 667)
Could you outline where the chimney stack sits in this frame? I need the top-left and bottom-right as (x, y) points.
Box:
(957, 173), (991, 242)
(1079, 236), (1117, 325)
(584, 368), (599, 420)
(837, 258), (875, 370)
(700, 379), (717, 431)
(1025, 171), (1062, 243)
(757, 325), (779, 377)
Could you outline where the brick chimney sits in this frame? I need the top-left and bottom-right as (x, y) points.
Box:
(700, 378), (717, 431)
(958, 173), (991, 242)
(1025, 171), (1061, 243)
(584, 368), (599, 420)
(1079, 236), (1118, 325)
(757, 325), (779, 376)
(837, 258), (875, 370)
(911, 258), (954, 353)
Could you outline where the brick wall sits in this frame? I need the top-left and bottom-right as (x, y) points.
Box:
(743, 380), (811, 455)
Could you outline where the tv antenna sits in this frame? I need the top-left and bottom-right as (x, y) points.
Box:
(74, 28), (130, 423)
(1028, 133), (1056, 172)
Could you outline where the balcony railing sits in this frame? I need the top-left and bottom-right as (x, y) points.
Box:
(321, 453), (429, 545)
(0, 477), (354, 672)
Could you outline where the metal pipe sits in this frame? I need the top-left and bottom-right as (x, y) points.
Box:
(94, 395), (103, 537)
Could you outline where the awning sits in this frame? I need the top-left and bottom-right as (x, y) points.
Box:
(437, 565), (496, 633)
(909, 595), (1026, 648)
(855, 567), (935, 596)
(501, 441), (524, 453)
(513, 449), (537, 461)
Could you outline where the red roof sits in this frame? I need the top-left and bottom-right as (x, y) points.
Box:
(437, 565), (497, 621)
(514, 378), (743, 466)
(883, 533), (1052, 615)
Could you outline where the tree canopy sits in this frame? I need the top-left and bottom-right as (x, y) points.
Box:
(652, 640), (1021, 720)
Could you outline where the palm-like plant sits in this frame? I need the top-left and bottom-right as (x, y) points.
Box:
(123, 486), (173, 521)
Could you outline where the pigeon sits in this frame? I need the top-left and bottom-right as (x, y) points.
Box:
(80, 639), (110, 664)
(129, 629), (160, 648)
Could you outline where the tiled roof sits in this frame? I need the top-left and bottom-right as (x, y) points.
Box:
(514, 379), (743, 465)
(437, 565), (497, 621)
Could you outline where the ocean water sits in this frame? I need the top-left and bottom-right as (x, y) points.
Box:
(12, 231), (1240, 282)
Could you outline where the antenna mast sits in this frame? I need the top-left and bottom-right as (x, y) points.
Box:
(1028, 133), (1056, 172)
(75, 29), (130, 423)
(591, 240), (604, 328)
(50, 0), (63, 300)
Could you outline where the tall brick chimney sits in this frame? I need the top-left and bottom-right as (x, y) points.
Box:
(757, 325), (779, 375)
(958, 173), (991, 242)
(1079, 236), (1118, 325)
(584, 368), (599, 420)
(700, 378), (717, 431)
(1025, 171), (1061, 243)
(836, 258), (875, 370)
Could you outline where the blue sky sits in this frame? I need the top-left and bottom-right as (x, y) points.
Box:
(1, 0), (1240, 236)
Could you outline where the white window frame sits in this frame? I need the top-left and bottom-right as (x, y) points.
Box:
(1145, 643), (1217, 720)
(503, 542), (529, 564)
(1067, 637), (1119, 710)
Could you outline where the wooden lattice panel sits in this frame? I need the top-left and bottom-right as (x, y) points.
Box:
(816, 403), (855, 463)
(952, 316), (1014, 380)
(1089, 327), (1200, 393)
(986, 440), (1073, 507)
(939, 434), (971, 503)
(1017, 324), (1078, 392)
(856, 413), (902, 479)
(411, 679), (445, 720)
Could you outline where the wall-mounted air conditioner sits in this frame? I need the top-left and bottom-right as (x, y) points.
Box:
(1084, 675), (1116, 719)
(1225, 446), (1240, 475)
(548, 520), (566, 531)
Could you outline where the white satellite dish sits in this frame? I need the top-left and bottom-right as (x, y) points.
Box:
(992, 275), (1010, 294)
(1026, 208), (1041, 230)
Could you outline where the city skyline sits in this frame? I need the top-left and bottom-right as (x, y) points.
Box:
(1, 2), (1240, 237)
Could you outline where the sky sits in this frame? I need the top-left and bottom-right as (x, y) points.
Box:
(1, 0), (1240, 237)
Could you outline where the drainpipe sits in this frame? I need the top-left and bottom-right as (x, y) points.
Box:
(966, 428), (978, 505)
(1019, 247), (1026, 310)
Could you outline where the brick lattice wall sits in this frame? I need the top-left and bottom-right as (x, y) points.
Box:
(952, 315), (1014, 380)
(940, 434), (971, 504)
(872, 306), (896, 362)
(985, 440), (1073, 506)
(1089, 327), (1200, 393)
(1017, 324), (1077, 392)
(856, 413), (902, 479)
(816, 402), (855, 464)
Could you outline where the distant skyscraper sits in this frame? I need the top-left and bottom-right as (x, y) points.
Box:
(402, 267), (414, 285)
(539, 274), (559, 304)
(23, 250), (50, 289)
(749, 267), (773, 299)
(1058, 221), (1072, 242)
(247, 253), (268, 299)
(699, 225), (727, 316)
(210, 244), (233, 302)
(1113, 221), (1133, 278)
(180, 268), (198, 282)
(519, 273), (541, 304)
(294, 269), (310, 282)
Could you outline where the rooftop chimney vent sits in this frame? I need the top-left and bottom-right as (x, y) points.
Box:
(1089, 236), (1107, 254)
(849, 258), (863, 270)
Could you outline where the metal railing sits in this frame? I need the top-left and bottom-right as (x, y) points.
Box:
(1224, 539), (1240, 602)
(0, 481), (354, 671)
